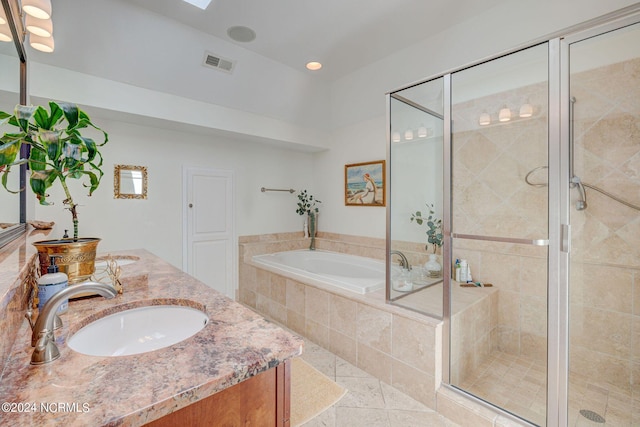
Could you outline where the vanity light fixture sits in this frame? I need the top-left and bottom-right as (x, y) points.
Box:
(519, 102), (533, 118)
(478, 102), (535, 127)
(391, 131), (401, 143)
(306, 61), (322, 71)
(0, 24), (11, 42)
(478, 112), (491, 126)
(25, 14), (52, 37)
(22, 0), (51, 19)
(0, 4), (11, 42)
(21, 0), (56, 52)
(498, 106), (511, 122)
(29, 33), (53, 52)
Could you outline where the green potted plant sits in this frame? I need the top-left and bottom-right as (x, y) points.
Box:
(296, 189), (321, 250)
(0, 101), (108, 283)
(410, 203), (443, 277)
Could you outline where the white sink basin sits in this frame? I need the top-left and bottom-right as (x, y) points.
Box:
(67, 305), (209, 357)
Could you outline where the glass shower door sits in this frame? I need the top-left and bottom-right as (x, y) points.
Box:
(566, 20), (640, 427)
(449, 43), (550, 426)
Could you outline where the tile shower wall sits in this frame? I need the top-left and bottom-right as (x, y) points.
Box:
(452, 57), (640, 393)
(451, 76), (549, 369)
(238, 232), (443, 408)
(570, 57), (640, 393)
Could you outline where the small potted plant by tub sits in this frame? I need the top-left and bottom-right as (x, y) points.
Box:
(0, 101), (108, 283)
(296, 189), (321, 250)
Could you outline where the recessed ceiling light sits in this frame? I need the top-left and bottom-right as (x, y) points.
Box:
(182, 0), (213, 10)
(227, 26), (256, 43)
(306, 61), (322, 71)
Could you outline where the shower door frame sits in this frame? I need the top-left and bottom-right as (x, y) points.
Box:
(440, 8), (640, 427)
(384, 4), (640, 427)
(554, 12), (640, 427)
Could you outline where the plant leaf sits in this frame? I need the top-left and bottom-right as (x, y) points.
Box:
(15, 105), (36, 132)
(59, 102), (79, 128)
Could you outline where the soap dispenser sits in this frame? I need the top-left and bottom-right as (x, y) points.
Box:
(37, 256), (68, 313)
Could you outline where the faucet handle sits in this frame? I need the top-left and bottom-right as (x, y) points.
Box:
(24, 311), (34, 330)
(29, 313), (62, 347)
(31, 330), (61, 365)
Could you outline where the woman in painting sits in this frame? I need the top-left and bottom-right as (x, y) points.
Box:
(350, 173), (377, 204)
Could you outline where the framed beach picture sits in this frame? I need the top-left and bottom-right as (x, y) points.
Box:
(345, 160), (386, 207)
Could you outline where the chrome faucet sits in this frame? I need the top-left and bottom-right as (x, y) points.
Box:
(30, 281), (117, 365)
(390, 250), (410, 270)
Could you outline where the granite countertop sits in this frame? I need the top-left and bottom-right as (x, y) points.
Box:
(0, 249), (304, 426)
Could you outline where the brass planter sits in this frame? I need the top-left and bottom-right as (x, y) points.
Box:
(34, 238), (101, 285)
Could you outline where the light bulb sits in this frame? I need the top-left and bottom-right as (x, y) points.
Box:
(478, 112), (491, 126)
(498, 106), (511, 122)
(418, 125), (428, 138)
(404, 130), (413, 141)
(391, 132), (401, 143)
(29, 33), (54, 52)
(22, 0), (52, 19)
(0, 23), (11, 42)
(519, 103), (533, 118)
(25, 15), (53, 37)
(306, 61), (322, 71)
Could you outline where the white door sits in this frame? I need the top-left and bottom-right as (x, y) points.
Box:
(183, 167), (235, 298)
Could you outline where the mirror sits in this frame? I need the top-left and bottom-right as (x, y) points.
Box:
(388, 77), (445, 318)
(114, 165), (148, 199)
(0, 0), (26, 248)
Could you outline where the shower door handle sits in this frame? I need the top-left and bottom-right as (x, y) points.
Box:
(561, 224), (571, 253)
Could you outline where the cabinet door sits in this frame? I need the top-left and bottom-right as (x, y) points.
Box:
(147, 361), (290, 427)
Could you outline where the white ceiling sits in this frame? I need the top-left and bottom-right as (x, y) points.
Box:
(124, 0), (506, 80)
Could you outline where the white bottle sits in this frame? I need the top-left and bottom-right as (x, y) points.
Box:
(457, 259), (469, 282)
(37, 256), (68, 313)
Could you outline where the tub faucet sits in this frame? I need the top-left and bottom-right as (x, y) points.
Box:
(390, 250), (410, 270)
(30, 281), (117, 365)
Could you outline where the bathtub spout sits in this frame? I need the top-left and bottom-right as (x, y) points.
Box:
(390, 250), (410, 270)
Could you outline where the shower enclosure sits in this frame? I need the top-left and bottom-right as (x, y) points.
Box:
(387, 6), (640, 426)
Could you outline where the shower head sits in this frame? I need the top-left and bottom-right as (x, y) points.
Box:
(571, 176), (587, 211)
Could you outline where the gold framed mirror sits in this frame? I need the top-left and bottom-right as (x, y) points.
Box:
(114, 165), (147, 199)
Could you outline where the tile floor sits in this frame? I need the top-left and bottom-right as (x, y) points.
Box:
(459, 350), (640, 427)
(299, 340), (460, 427)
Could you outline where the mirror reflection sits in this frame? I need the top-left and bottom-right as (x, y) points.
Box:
(114, 165), (147, 199)
(0, 37), (23, 244)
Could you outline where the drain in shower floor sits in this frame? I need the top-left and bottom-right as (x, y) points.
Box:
(579, 409), (606, 423)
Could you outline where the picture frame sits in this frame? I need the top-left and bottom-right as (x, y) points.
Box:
(114, 165), (148, 199)
(345, 160), (386, 206)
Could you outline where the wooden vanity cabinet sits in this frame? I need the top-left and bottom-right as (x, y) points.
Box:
(146, 360), (291, 427)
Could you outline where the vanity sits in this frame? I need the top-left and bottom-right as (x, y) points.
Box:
(0, 231), (303, 426)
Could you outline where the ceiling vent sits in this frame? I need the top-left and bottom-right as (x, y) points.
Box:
(202, 52), (235, 74)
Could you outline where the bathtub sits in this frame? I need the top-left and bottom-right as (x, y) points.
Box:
(251, 250), (385, 294)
